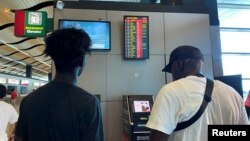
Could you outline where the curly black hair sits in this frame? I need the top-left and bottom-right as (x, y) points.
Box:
(44, 28), (92, 73)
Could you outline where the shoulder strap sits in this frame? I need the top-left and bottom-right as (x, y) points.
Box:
(174, 78), (214, 131)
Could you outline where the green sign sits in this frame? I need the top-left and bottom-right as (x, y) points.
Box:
(25, 11), (47, 37)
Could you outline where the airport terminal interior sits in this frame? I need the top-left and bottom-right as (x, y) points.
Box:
(0, 0), (250, 141)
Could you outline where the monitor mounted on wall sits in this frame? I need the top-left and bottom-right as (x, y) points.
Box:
(124, 15), (149, 60)
(58, 19), (111, 51)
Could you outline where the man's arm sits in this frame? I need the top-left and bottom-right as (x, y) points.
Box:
(150, 129), (169, 141)
(9, 123), (22, 141)
(7, 123), (15, 141)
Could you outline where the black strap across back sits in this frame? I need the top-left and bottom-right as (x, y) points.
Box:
(174, 78), (214, 131)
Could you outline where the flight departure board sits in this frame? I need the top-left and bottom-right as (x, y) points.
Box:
(124, 16), (149, 60)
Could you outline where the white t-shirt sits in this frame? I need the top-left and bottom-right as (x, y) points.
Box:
(146, 76), (249, 141)
(0, 101), (19, 141)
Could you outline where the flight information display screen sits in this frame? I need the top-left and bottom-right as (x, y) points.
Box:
(124, 16), (149, 60)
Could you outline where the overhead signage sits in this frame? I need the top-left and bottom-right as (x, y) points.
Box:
(14, 10), (47, 37)
(8, 78), (19, 85)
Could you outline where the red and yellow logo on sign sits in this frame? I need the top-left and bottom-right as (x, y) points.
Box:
(14, 10), (47, 37)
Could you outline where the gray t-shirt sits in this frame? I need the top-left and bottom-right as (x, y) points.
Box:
(15, 81), (104, 141)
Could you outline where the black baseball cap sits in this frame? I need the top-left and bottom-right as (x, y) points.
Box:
(162, 45), (204, 73)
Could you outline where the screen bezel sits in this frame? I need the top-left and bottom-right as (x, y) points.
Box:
(123, 15), (149, 60)
(58, 19), (111, 51)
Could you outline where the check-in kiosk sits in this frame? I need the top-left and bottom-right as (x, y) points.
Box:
(122, 95), (154, 141)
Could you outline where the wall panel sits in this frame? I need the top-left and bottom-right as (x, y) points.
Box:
(54, 6), (212, 141)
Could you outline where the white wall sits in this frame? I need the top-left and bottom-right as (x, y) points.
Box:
(54, 8), (213, 141)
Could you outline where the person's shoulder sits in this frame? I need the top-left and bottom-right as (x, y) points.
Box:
(0, 100), (11, 106)
(69, 86), (100, 104)
(0, 101), (16, 110)
(70, 87), (100, 112)
(214, 80), (242, 99)
(20, 86), (45, 104)
(73, 86), (96, 99)
(214, 80), (234, 91)
(20, 92), (35, 106)
(28, 82), (53, 95)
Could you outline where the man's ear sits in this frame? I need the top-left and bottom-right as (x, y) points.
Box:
(178, 60), (185, 72)
(173, 60), (183, 72)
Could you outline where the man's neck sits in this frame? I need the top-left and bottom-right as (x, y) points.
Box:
(53, 72), (78, 85)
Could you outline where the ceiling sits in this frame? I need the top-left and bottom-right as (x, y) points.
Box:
(0, 0), (54, 81)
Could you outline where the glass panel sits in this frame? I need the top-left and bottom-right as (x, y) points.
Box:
(222, 54), (250, 78)
(242, 80), (250, 101)
(220, 31), (250, 53)
(217, 0), (250, 5)
(218, 8), (250, 28)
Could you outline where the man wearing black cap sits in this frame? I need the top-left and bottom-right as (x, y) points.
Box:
(146, 45), (249, 141)
(161, 45), (204, 81)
